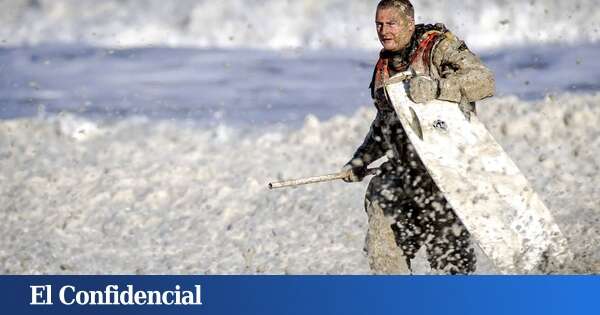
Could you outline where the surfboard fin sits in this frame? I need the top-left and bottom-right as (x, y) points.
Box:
(408, 107), (424, 141)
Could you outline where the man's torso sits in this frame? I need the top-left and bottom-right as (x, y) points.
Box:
(370, 23), (449, 169)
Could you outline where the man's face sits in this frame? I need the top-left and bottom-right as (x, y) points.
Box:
(376, 7), (415, 52)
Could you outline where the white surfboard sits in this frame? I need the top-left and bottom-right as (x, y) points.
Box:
(384, 75), (572, 274)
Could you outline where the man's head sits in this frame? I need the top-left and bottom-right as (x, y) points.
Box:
(376, 0), (415, 52)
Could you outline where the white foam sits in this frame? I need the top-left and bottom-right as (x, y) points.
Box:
(50, 114), (105, 142)
(1, 0), (599, 50)
(1, 93), (599, 274)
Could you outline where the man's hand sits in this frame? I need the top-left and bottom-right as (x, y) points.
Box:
(408, 75), (439, 103)
(342, 158), (368, 183)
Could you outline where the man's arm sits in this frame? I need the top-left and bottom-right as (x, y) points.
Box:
(343, 111), (387, 182)
(432, 33), (495, 103)
(352, 111), (387, 166)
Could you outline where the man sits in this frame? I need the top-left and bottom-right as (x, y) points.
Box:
(343, 0), (495, 274)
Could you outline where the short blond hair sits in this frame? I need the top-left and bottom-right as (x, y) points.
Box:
(377, 0), (414, 19)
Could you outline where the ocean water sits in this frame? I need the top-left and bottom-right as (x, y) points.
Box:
(3, 43), (599, 125)
(1, 0), (599, 274)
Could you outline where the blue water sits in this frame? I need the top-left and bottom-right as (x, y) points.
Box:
(1, 43), (599, 126)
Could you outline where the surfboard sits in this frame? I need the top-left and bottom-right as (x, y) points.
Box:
(384, 74), (572, 274)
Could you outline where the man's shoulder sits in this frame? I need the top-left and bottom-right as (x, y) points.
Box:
(415, 23), (469, 54)
(414, 23), (448, 38)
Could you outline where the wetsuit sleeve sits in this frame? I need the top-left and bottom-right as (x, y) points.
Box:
(432, 33), (495, 103)
(351, 110), (387, 166)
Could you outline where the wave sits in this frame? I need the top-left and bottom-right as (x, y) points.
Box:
(1, 0), (599, 50)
